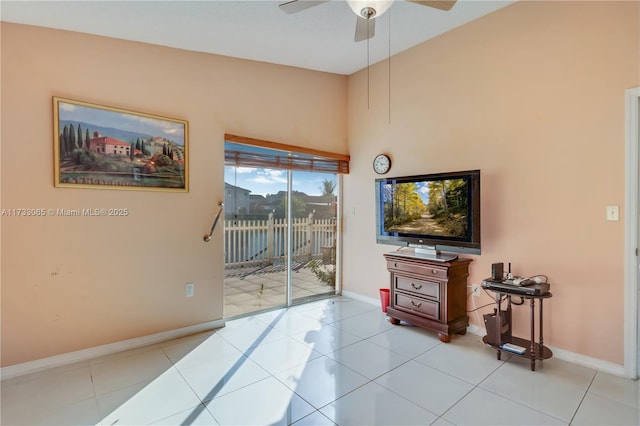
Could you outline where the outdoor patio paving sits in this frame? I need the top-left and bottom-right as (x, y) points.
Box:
(224, 261), (336, 317)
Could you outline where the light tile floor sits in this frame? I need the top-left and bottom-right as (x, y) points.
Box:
(2, 297), (640, 425)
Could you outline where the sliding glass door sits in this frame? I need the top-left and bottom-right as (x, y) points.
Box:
(223, 137), (346, 318)
(289, 170), (338, 303)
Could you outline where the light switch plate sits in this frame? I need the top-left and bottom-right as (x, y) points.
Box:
(185, 282), (194, 297)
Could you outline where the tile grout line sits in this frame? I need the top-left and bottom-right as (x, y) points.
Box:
(568, 369), (598, 426)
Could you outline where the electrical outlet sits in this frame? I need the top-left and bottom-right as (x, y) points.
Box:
(471, 284), (481, 297)
(185, 282), (194, 298)
(606, 205), (619, 221)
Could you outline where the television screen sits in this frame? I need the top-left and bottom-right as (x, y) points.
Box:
(375, 170), (481, 255)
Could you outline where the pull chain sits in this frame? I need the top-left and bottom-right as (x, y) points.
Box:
(367, 21), (370, 110)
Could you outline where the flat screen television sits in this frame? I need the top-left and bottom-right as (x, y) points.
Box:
(375, 169), (481, 261)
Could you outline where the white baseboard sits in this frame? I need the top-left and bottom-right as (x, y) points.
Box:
(547, 345), (625, 377)
(467, 324), (486, 336)
(467, 325), (625, 377)
(1, 319), (225, 381)
(341, 290), (380, 307)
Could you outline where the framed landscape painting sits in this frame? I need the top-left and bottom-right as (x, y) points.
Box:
(53, 97), (189, 192)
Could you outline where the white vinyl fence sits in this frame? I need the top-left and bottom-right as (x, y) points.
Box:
(224, 212), (336, 267)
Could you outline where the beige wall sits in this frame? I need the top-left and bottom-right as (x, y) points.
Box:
(2, 0), (638, 369)
(0, 23), (347, 367)
(343, 0), (639, 364)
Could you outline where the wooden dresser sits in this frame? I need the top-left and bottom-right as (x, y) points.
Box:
(384, 252), (472, 342)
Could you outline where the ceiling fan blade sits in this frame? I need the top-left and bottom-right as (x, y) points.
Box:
(406, 0), (457, 11)
(354, 16), (375, 42)
(278, 0), (329, 14)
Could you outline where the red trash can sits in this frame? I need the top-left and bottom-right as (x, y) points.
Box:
(379, 288), (390, 313)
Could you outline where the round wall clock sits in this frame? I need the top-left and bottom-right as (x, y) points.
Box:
(373, 154), (391, 174)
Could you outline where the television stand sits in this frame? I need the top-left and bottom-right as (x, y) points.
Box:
(384, 252), (471, 342)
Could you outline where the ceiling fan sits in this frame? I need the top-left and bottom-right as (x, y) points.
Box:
(278, 0), (457, 42)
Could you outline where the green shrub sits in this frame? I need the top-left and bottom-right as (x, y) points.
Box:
(309, 259), (336, 287)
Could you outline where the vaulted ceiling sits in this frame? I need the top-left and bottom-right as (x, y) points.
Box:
(1, 1), (515, 75)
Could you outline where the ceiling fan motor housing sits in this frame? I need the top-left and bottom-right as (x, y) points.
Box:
(347, 0), (393, 19)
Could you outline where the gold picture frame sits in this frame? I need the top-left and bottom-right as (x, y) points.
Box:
(53, 97), (188, 192)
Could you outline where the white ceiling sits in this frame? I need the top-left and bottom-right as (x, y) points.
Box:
(0, 0), (516, 75)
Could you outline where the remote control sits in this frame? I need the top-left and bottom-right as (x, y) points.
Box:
(500, 343), (526, 354)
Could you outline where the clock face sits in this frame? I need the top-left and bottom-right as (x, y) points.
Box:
(373, 154), (391, 174)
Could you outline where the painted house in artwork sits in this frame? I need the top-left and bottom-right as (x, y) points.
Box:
(90, 131), (132, 156)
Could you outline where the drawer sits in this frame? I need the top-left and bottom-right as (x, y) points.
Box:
(395, 292), (439, 320)
(386, 260), (448, 280)
(395, 275), (439, 300)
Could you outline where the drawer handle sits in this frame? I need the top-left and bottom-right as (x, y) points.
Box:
(394, 263), (398, 268)
(410, 300), (422, 308)
(432, 269), (438, 274)
(411, 282), (423, 290)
